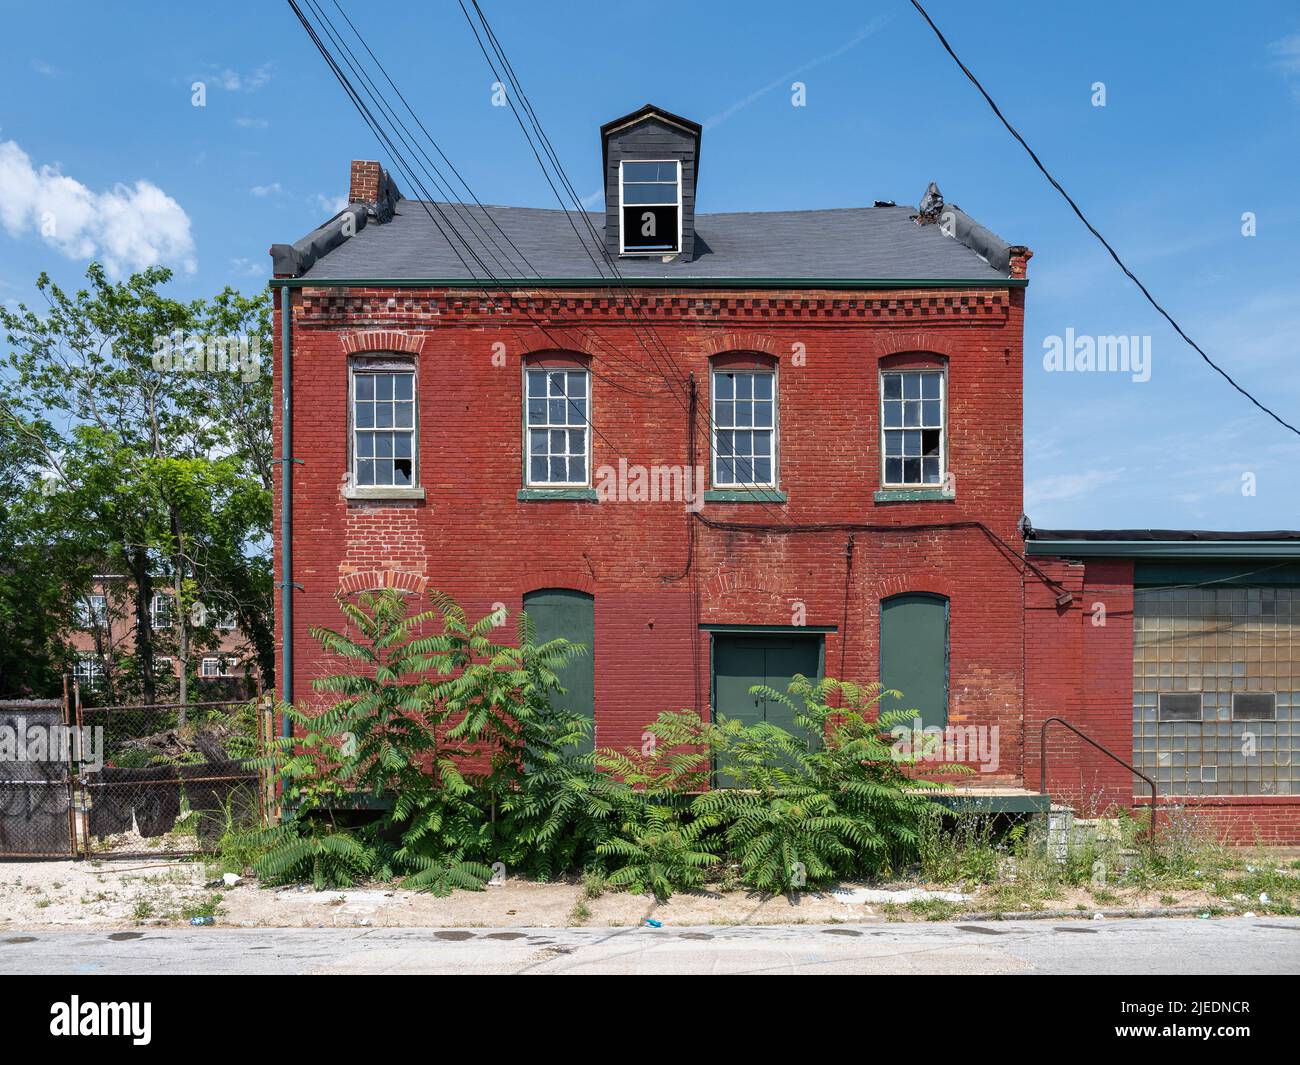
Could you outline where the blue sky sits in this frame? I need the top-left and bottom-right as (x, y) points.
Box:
(2, 0), (1298, 530)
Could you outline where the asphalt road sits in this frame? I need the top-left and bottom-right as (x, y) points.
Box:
(2, 917), (1298, 974)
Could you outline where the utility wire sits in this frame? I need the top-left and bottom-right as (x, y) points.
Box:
(910, 0), (1300, 438)
(460, 0), (801, 526)
(300, 0), (665, 397)
(288, 0), (648, 464)
(290, 0), (1072, 596)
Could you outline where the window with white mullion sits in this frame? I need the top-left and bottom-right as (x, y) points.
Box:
(619, 160), (681, 254)
(74, 654), (104, 689)
(712, 370), (776, 488)
(881, 369), (945, 487)
(525, 368), (590, 486)
(353, 369), (416, 487)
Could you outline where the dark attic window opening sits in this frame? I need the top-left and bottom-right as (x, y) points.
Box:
(621, 160), (680, 254)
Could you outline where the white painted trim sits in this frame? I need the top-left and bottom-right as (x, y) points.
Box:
(523, 365), (593, 488)
(348, 361), (419, 492)
(618, 159), (682, 255)
(710, 367), (779, 489)
(878, 368), (947, 490)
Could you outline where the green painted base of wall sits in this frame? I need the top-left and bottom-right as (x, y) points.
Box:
(924, 792), (1050, 814)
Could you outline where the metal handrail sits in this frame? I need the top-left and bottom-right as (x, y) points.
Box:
(1039, 716), (1158, 846)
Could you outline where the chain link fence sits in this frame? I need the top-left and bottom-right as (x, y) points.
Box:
(0, 699), (75, 856)
(0, 687), (272, 859)
(77, 694), (270, 859)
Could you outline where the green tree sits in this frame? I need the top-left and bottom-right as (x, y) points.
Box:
(0, 264), (273, 702)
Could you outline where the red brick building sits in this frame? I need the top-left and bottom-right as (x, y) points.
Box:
(69, 575), (259, 703)
(269, 104), (1300, 842)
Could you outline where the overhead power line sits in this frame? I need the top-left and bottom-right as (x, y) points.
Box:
(458, 0), (802, 526)
(909, 0), (1300, 439)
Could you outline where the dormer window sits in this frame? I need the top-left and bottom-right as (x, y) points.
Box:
(619, 160), (681, 254)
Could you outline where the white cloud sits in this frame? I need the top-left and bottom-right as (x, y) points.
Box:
(1269, 35), (1300, 99)
(200, 63), (273, 93)
(1269, 34), (1300, 72)
(251, 183), (282, 197)
(234, 117), (269, 130)
(230, 256), (266, 278)
(312, 193), (348, 216)
(30, 59), (61, 77)
(1025, 468), (1124, 507)
(0, 140), (196, 277)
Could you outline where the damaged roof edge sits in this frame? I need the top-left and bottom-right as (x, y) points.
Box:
(270, 204), (369, 278)
(946, 205), (1016, 274)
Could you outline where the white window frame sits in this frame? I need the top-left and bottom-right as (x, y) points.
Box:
(152, 592), (174, 631)
(523, 366), (592, 488)
(215, 611), (237, 632)
(349, 358), (419, 490)
(154, 656), (174, 674)
(618, 159), (682, 255)
(74, 654), (104, 689)
(710, 367), (778, 489)
(79, 593), (107, 629)
(879, 368), (947, 489)
(200, 656), (223, 679)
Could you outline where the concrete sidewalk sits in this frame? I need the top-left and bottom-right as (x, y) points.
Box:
(3, 917), (1297, 975)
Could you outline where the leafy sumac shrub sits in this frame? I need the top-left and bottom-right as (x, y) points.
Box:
(249, 590), (955, 898)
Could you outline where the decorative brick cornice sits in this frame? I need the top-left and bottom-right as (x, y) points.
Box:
(297, 289), (1010, 328)
(340, 329), (426, 355)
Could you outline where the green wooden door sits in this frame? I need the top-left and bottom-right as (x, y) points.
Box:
(523, 589), (595, 749)
(712, 634), (822, 733)
(880, 594), (948, 728)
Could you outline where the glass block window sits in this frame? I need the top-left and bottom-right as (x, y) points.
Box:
(353, 368), (416, 487)
(525, 368), (589, 486)
(712, 370), (776, 488)
(1133, 586), (1300, 797)
(881, 370), (944, 486)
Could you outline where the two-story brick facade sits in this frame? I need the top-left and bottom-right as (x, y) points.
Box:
(269, 104), (1300, 842)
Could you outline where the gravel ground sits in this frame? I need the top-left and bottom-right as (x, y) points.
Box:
(0, 856), (1242, 930)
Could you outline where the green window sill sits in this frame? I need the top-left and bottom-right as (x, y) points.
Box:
(517, 487), (598, 502)
(873, 488), (955, 503)
(704, 488), (789, 504)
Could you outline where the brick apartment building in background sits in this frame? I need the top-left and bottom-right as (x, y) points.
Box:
(69, 574), (259, 703)
(268, 104), (1300, 842)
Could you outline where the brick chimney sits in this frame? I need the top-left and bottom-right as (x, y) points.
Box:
(349, 160), (383, 205)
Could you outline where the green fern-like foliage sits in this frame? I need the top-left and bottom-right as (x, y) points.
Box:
(597, 806), (716, 901)
(249, 590), (961, 902)
(693, 676), (966, 893)
(253, 589), (624, 891)
(247, 820), (374, 891)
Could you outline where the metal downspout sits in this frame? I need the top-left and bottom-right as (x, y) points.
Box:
(279, 284), (294, 736)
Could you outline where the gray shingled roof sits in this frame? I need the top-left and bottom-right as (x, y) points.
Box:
(275, 199), (1016, 283)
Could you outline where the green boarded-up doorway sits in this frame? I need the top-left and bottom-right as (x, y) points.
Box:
(522, 589), (595, 750)
(710, 631), (824, 734)
(880, 593), (949, 728)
